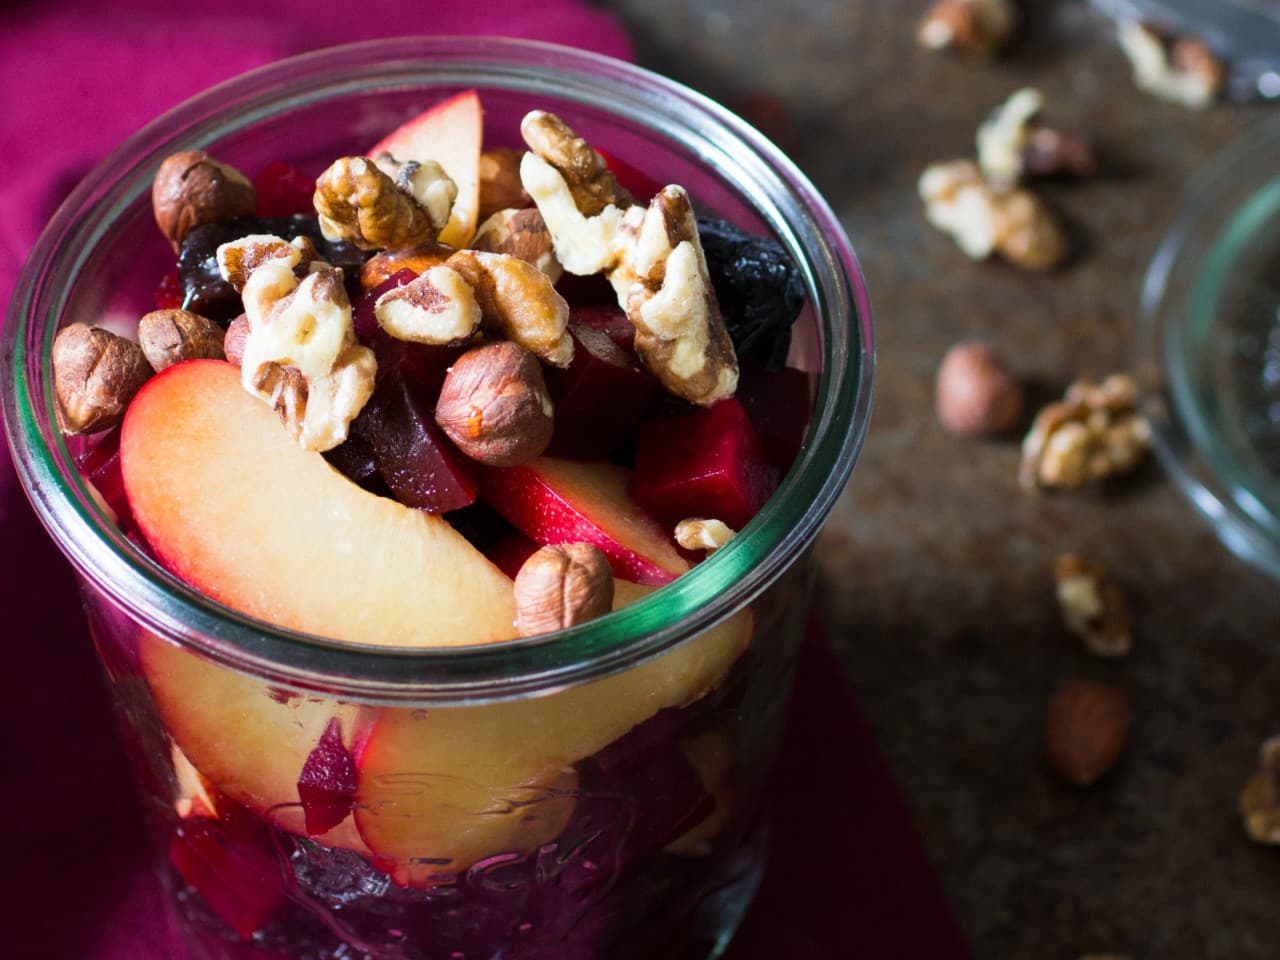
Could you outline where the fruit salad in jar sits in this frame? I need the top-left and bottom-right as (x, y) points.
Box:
(54, 89), (817, 960)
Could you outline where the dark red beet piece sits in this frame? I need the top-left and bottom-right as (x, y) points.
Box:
(544, 323), (657, 460)
(735, 361), (815, 472)
(357, 367), (477, 514)
(254, 161), (316, 218)
(568, 303), (636, 352)
(484, 532), (540, 579)
(168, 815), (287, 940)
(154, 269), (183, 309)
(596, 148), (662, 203)
(296, 716), (356, 837)
(352, 268), (418, 343)
(76, 427), (134, 532)
(628, 398), (778, 531)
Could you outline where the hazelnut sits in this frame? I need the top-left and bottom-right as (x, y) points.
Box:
(478, 147), (532, 222)
(434, 340), (554, 466)
(935, 340), (1023, 436)
(1046, 680), (1131, 787)
(513, 542), (614, 637)
(152, 150), (256, 251)
(52, 323), (153, 435)
(137, 309), (225, 372)
(223, 315), (250, 366)
(1241, 735), (1280, 844)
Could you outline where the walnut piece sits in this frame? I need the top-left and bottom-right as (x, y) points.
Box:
(976, 87), (1095, 189)
(434, 340), (554, 466)
(52, 323), (153, 435)
(216, 234), (319, 292)
(919, 159), (1068, 270)
(1118, 20), (1224, 110)
(917, 0), (1015, 58)
(238, 262), (375, 451)
(513, 543), (615, 637)
(674, 518), (736, 554)
(314, 156), (445, 251)
(137, 309), (226, 371)
(374, 266), (481, 346)
(1241, 735), (1280, 844)
(152, 150), (256, 251)
(519, 112), (738, 406)
(371, 154), (457, 235)
(445, 249), (573, 367)
(471, 207), (563, 283)
(1054, 554), (1132, 658)
(1020, 373), (1151, 492)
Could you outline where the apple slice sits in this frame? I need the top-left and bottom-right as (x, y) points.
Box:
(121, 359), (517, 647)
(369, 90), (483, 249)
(352, 581), (751, 884)
(477, 458), (688, 585)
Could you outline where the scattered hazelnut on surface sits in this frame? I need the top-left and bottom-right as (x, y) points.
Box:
(917, 0), (1016, 58)
(1054, 554), (1132, 659)
(434, 340), (555, 466)
(935, 340), (1023, 437)
(152, 150), (256, 251)
(223, 315), (250, 367)
(513, 542), (615, 637)
(1240, 735), (1280, 844)
(478, 147), (532, 222)
(52, 323), (153, 435)
(137, 308), (226, 372)
(1046, 680), (1131, 787)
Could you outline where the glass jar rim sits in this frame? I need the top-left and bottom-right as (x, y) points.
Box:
(1137, 111), (1280, 580)
(1, 36), (874, 701)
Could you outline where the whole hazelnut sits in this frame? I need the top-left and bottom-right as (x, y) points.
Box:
(434, 340), (554, 466)
(478, 148), (532, 222)
(514, 543), (614, 637)
(935, 340), (1024, 436)
(52, 323), (153, 435)
(137, 309), (226, 372)
(152, 150), (256, 251)
(1046, 680), (1131, 787)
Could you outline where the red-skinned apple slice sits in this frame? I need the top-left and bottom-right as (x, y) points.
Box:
(353, 581), (752, 885)
(121, 359), (517, 647)
(477, 458), (688, 585)
(369, 90), (483, 249)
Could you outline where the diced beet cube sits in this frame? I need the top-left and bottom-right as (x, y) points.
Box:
(168, 815), (287, 940)
(544, 323), (657, 460)
(484, 533), (540, 579)
(735, 361), (815, 472)
(352, 268), (418, 343)
(296, 716), (356, 837)
(629, 398), (778, 531)
(357, 368), (477, 514)
(322, 431), (381, 489)
(254, 161), (316, 218)
(154, 269), (183, 310)
(554, 273), (617, 311)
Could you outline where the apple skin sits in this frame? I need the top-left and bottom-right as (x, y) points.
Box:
(477, 457), (688, 586)
(369, 89), (483, 248)
(120, 359), (517, 647)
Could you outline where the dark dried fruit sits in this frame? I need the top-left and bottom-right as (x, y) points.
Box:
(697, 216), (805, 369)
(177, 215), (367, 323)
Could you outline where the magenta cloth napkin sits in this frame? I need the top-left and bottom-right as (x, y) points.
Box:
(0, 3), (971, 958)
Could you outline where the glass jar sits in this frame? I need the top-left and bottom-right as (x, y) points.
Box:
(1, 37), (873, 960)
(1138, 112), (1280, 579)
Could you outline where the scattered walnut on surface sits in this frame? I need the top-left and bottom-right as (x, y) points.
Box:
(237, 261), (375, 452)
(51, 323), (153, 435)
(137, 309), (226, 371)
(916, 0), (1016, 58)
(1118, 19), (1225, 110)
(918, 159), (1068, 270)
(1020, 373), (1151, 492)
(675, 518), (736, 554)
(976, 87), (1095, 189)
(1054, 553), (1132, 658)
(1242, 735), (1280, 844)
(314, 156), (444, 251)
(152, 150), (256, 251)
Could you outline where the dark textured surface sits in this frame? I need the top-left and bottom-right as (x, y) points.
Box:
(606, 1), (1280, 956)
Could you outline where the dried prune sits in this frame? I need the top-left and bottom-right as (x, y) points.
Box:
(697, 216), (804, 369)
(177, 215), (367, 324)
